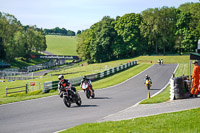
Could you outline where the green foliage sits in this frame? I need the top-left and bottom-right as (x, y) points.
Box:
(115, 13), (142, 56)
(0, 12), (47, 61)
(77, 2), (199, 61)
(44, 27), (75, 36)
(77, 16), (118, 63)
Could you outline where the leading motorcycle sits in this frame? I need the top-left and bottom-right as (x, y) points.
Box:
(61, 87), (82, 107)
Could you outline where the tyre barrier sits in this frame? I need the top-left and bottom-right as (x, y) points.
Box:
(171, 76), (191, 100)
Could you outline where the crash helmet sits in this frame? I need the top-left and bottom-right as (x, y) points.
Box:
(83, 75), (86, 79)
(146, 75), (148, 78)
(58, 75), (64, 80)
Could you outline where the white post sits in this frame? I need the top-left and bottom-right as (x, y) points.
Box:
(170, 78), (175, 100)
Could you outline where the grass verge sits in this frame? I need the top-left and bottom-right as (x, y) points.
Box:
(61, 108), (200, 133)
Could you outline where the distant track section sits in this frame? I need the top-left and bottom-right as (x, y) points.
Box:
(32, 55), (79, 60)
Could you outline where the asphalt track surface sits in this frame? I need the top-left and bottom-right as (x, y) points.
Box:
(0, 64), (177, 133)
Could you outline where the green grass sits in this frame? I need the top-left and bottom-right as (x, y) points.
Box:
(134, 55), (189, 64)
(61, 108), (200, 133)
(140, 85), (171, 104)
(45, 35), (77, 55)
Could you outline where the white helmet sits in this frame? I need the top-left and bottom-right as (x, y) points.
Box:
(58, 75), (64, 80)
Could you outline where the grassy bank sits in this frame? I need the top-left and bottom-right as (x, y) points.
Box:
(45, 35), (77, 55)
(62, 108), (200, 133)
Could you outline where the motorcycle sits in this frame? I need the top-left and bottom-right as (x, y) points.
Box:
(145, 79), (151, 90)
(61, 87), (82, 107)
(81, 82), (95, 99)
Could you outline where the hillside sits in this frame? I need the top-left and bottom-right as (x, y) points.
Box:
(45, 35), (78, 55)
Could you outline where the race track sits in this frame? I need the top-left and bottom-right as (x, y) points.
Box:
(0, 64), (177, 133)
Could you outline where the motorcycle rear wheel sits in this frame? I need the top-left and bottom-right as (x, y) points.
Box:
(91, 92), (95, 98)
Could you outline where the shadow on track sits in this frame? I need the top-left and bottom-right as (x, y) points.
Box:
(149, 88), (161, 90)
(69, 105), (98, 108)
(93, 97), (111, 99)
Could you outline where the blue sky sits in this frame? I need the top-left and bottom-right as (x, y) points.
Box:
(0, 0), (199, 32)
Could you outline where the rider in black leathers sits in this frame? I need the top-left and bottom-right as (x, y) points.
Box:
(58, 75), (76, 98)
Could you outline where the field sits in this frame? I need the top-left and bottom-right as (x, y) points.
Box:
(45, 35), (77, 55)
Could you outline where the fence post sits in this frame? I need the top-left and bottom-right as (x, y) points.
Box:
(26, 83), (28, 94)
(6, 87), (7, 96)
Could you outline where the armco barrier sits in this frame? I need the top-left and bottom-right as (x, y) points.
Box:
(43, 61), (137, 93)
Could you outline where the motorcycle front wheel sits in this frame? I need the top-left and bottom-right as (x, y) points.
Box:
(86, 89), (90, 99)
(147, 84), (150, 90)
(63, 96), (71, 107)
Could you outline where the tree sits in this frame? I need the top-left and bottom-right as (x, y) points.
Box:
(159, 7), (177, 54)
(115, 13), (142, 56)
(140, 8), (160, 54)
(77, 30), (81, 35)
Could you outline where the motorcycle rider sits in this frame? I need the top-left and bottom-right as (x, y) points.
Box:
(144, 75), (152, 84)
(80, 75), (94, 95)
(58, 75), (77, 98)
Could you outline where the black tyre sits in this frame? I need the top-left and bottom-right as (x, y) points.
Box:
(86, 90), (90, 99)
(147, 84), (150, 90)
(174, 89), (184, 94)
(91, 92), (95, 98)
(63, 96), (71, 107)
(174, 93), (185, 99)
(76, 93), (82, 106)
(174, 77), (183, 84)
(174, 84), (184, 89)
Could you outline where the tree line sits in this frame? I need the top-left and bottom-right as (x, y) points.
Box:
(0, 12), (47, 61)
(44, 27), (75, 36)
(77, 2), (200, 63)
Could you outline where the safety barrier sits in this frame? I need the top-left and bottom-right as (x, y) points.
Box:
(43, 61), (137, 93)
(170, 76), (191, 100)
(6, 84), (28, 96)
